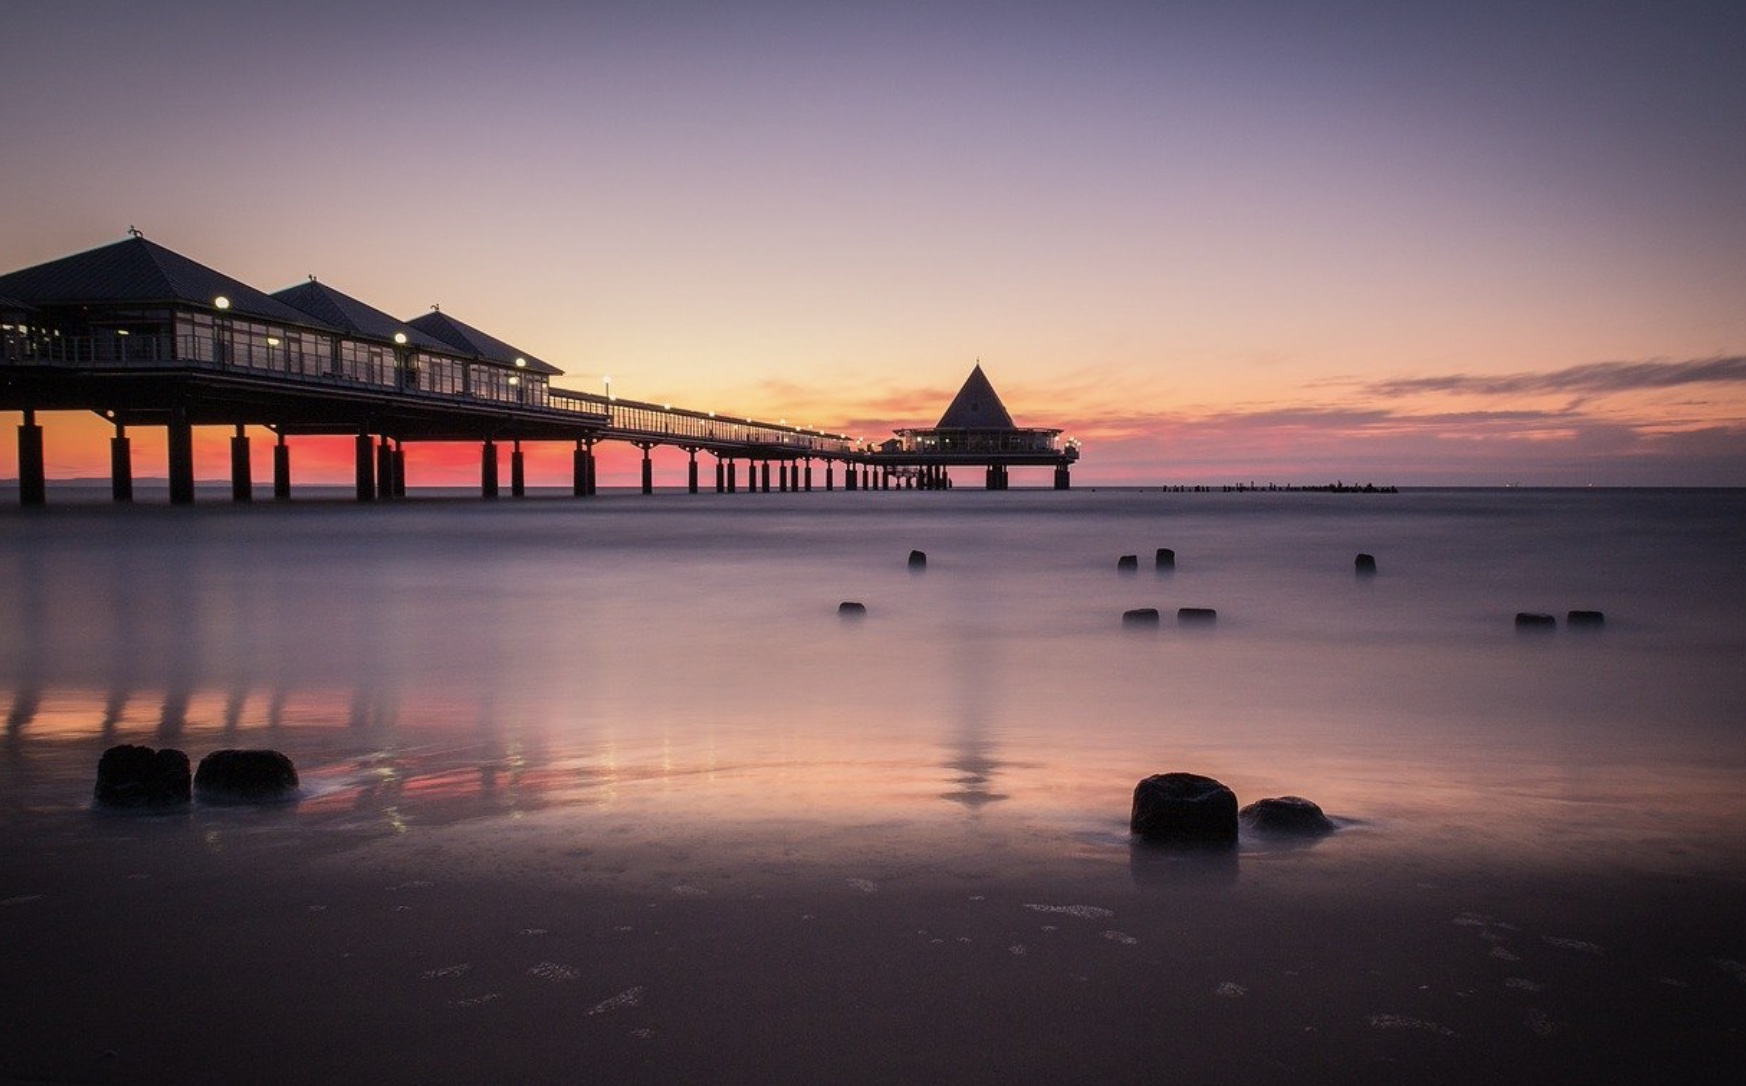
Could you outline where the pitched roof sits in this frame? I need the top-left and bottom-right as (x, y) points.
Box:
(405, 309), (562, 375)
(0, 235), (327, 328)
(271, 279), (454, 353)
(935, 364), (1016, 429)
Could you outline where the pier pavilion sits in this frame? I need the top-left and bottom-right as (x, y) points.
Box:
(887, 364), (1078, 490)
(2, 235), (1077, 503)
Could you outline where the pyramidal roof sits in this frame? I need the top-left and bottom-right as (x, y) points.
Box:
(406, 309), (561, 375)
(935, 364), (1016, 429)
(0, 235), (325, 328)
(271, 279), (452, 353)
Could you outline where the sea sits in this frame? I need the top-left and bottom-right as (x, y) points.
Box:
(3, 485), (1743, 878)
(4, 485), (1745, 1082)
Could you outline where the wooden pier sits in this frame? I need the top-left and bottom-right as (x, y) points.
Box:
(2, 236), (1077, 503)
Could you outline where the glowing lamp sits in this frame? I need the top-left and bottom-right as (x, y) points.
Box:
(214, 296), (230, 310)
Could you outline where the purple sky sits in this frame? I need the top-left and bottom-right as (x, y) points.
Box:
(5, 0), (1745, 484)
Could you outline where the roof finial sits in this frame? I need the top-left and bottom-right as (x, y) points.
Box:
(308, 273), (317, 282)
(127, 225), (142, 238)
(431, 303), (441, 312)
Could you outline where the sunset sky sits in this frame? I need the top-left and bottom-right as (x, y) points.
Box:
(4, 0), (1744, 487)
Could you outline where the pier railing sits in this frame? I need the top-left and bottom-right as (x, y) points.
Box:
(3, 332), (858, 456)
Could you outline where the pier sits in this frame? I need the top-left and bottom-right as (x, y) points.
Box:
(2, 235), (1077, 504)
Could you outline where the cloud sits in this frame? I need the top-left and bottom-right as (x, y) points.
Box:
(1364, 355), (1746, 398)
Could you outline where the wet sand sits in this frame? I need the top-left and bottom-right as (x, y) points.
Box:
(4, 797), (1742, 1086)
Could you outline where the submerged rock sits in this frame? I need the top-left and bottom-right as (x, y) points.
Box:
(1155, 548), (1175, 570)
(907, 549), (927, 570)
(194, 749), (300, 804)
(1121, 607), (1160, 627)
(1354, 553), (1378, 574)
(837, 601), (868, 617)
(95, 744), (191, 808)
(1130, 773), (1238, 844)
(1240, 795), (1335, 836)
(1567, 609), (1606, 629)
(1515, 612), (1557, 632)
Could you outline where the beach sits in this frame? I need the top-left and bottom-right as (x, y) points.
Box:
(3, 488), (1744, 1083)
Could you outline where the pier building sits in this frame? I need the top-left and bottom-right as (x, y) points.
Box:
(2, 235), (1077, 503)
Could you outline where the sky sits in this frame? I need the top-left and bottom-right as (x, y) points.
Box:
(4, 0), (1745, 486)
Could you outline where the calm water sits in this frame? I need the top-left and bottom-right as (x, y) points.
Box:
(4, 487), (1745, 882)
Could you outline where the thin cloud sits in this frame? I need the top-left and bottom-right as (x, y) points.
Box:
(1366, 355), (1746, 398)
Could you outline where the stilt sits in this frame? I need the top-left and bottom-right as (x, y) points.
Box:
(804, 459), (813, 491)
(573, 440), (587, 497)
(273, 432), (291, 501)
(1054, 462), (1070, 490)
(687, 448), (699, 494)
(111, 422), (133, 503)
(231, 425), (252, 502)
(169, 408), (196, 505)
(353, 429), (374, 502)
(761, 461), (771, 493)
(511, 440), (526, 498)
(779, 462), (789, 492)
(826, 461), (835, 491)
(715, 457), (725, 493)
(17, 409), (45, 506)
(393, 441), (406, 497)
(639, 443), (654, 495)
(584, 439), (597, 496)
(376, 438), (394, 500)
(481, 440), (499, 499)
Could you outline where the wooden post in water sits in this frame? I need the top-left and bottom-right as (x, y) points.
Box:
(111, 421), (133, 503)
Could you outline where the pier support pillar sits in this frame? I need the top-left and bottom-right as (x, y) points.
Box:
(481, 440), (499, 499)
(17, 409), (46, 506)
(353, 430), (375, 502)
(639, 444), (654, 495)
(1054, 463), (1071, 490)
(573, 441), (588, 497)
(169, 409), (196, 505)
(715, 457), (725, 493)
(761, 461), (771, 493)
(779, 463), (789, 492)
(826, 461), (835, 491)
(273, 433), (291, 501)
(111, 423), (133, 504)
(687, 448), (699, 494)
(727, 460), (737, 493)
(231, 425), (252, 502)
(394, 442), (406, 497)
(804, 459), (813, 492)
(845, 464), (856, 491)
(511, 440), (526, 498)
(376, 439), (395, 500)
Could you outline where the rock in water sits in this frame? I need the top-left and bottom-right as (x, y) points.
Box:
(1121, 607), (1160, 626)
(837, 601), (867, 617)
(1354, 553), (1377, 574)
(95, 744), (191, 808)
(1567, 609), (1605, 629)
(1155, 548), (1175, 570)
(1177, 607), (1217, 625)
(1515, 612), (1557, 632)
(1116, 554), (1139, 572)
(194, 749), (300, 804)
(907, 549), (927, 570)
(1240, 795), (1335, 836)
(1130, 773), (1238, 844)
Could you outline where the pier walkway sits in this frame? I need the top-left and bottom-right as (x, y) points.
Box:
(2, 236), (1076, 504)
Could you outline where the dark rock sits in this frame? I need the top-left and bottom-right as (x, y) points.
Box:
(1121, 607), (1160, 626)
(1515, 612), (1557, 631)
(1567, 610), (1606, 629)
(94, 744), (190, 808)
(1130, 772), (1238, 844)
(194, 749), (300, 804)
(1177, 607), (1217, 625)
(1354, 553), (1377, 574)
(1240, 795), (1335, 836)
(837, 601), (867, 617)
(1155, 548), (1175, 570)
(907, 549), (927, 570)
(1116, 554), (1139, 572)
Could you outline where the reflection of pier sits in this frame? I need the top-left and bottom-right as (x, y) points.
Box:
(3, 235), (1078, 503)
